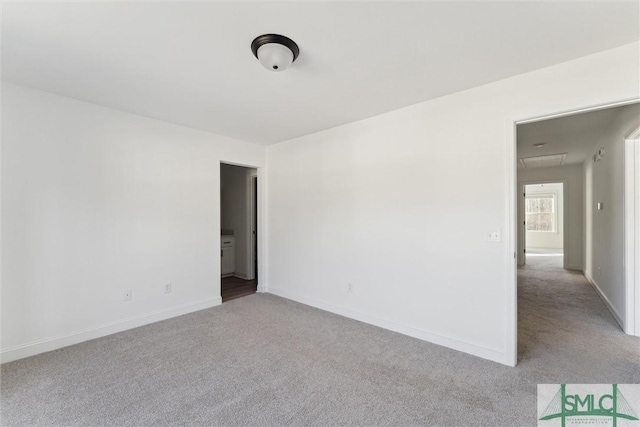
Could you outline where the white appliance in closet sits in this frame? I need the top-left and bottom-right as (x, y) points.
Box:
(221, 236), (235, 276)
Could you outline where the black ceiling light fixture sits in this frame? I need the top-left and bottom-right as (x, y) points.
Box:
(251, 34), (299, 72)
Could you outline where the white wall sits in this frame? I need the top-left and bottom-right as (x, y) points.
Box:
(221, 163), (256, 279)
(1, 83), (265, 362)
(584, 103), (640, 328)
(266, 42), (639, 365)
(524, 183), (564, 250)
(518, 165), (584, 270)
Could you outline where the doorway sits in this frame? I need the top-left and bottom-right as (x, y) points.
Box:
(522, 182), (565, 269)
(510, 102), (640, 365)
(220, 162), (258, 302)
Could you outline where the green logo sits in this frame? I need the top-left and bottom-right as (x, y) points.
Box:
(539, 384), (639, 427)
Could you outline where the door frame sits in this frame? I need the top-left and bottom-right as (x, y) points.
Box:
(624, 126), (640, 336)
(505, 98), (639, 366)
(247, 173), (258, 281)
(219, 161), (265, 294)
(518, 180), (568, 268)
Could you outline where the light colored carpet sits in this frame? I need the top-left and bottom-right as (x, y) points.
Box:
(2, 263), (639, 426)
(525, 247), (563, 256)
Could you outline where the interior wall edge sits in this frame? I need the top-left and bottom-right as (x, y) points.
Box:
(0, 297), (222, 364)
(267, 287), (510, 366)
(583, 274), (625, 331)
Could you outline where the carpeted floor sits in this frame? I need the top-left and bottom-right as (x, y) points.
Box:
(525, 247), (563, 256)
(2, 261), (639, 426)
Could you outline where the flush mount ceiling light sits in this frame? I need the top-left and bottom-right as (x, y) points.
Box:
(251, 34), (299, 72)
(533, 142), (547, 148)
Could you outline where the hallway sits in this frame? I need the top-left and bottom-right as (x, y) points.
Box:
(517, 252), (639, 379)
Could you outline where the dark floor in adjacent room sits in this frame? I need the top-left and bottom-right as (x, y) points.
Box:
(2, 262), (638, 426)
(221, 276), (257, 302)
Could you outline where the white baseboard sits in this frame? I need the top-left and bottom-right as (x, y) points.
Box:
(0, 297), (222, 364)
(267, 287), (509, 366)
(584, 273), (625, 330)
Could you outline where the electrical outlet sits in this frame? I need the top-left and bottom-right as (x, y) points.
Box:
(123, 290), (133, 301)
(347, 283), (353, 293)
(164, 283), (172, 294)
(487, 231), (501, 242)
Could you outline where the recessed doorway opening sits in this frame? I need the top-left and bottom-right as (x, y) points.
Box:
(220, 162), (258, 302)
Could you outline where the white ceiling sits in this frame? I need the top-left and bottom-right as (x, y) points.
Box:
(517, 103), (640, 166)
(2, 2), (639, 145)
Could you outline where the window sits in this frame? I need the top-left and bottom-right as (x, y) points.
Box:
(526, 194), (557, 232)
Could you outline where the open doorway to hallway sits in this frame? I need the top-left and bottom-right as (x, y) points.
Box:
(515, 102), (640, 362)
(220, 163), (258, 302)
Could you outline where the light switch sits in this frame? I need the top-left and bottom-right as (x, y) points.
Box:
(597, 202), (604, 211)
